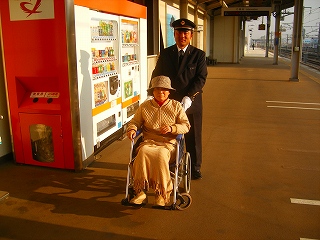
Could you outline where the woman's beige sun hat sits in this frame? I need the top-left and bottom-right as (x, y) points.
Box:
(148, 75), (176, 91)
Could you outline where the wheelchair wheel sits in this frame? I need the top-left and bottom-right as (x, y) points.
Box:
(121, 186), (135, 206)
(121, 198), (130, 205)
(176, 193), (192, 210)
(182, 152), (191, 193)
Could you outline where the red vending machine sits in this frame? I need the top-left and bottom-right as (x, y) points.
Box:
(0, 0), (77, 169)
(0, 0), (147, 170)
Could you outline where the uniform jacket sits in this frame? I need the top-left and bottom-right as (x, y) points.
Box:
(152, 44), (208, 114)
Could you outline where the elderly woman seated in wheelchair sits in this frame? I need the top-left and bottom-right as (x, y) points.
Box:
(125, 75), (190, 208)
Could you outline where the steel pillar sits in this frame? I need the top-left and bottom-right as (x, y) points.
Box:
(290, 0), (304, 81)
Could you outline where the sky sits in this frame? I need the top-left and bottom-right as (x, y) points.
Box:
(246, 0), (319, 41)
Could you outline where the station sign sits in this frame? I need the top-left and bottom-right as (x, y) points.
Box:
(222, 7), (271, 17)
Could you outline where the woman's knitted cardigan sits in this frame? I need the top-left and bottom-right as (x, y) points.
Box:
(127, 98), (190, 146)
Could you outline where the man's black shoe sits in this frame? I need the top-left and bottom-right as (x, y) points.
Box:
(192, 170), (202, 180)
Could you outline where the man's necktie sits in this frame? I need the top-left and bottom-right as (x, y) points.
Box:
(179, 49), (184, 66)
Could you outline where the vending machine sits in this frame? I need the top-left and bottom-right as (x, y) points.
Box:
(75, 6), (123, 159)
(74, 4), (148, 159)
(0, 0), (147, 170)
(0, 0), (76, 169)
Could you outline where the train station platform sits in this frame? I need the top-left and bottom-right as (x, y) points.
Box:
(0, 48), (319, 239)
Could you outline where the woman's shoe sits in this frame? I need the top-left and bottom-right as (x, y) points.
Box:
(154, 194), (165, 207)
(130, 191), (147, 205)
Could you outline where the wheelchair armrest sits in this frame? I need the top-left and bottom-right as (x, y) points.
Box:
(176, 134), (183, 141)
(135, 128), (143, 139)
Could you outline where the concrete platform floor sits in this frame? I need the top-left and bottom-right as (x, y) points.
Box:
(0, 49), (319, 240)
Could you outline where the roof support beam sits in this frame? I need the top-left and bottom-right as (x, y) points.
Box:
(206, 0), (237, 11)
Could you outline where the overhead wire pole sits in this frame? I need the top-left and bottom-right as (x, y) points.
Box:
(289, 0), (304, 81)
(247, 24), (254, 52)
(318, 22), (320, 56)
(273, 3), (281, 65)
(266, 14), (270, 57)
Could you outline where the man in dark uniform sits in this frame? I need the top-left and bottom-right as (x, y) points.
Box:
(152, 18), (207, 179)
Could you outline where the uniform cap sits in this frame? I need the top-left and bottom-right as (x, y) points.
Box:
(171, 18), (196, 31)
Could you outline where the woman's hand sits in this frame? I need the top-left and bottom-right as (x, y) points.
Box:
(127, 129), (136, 140)
(160, 126), (172, 134)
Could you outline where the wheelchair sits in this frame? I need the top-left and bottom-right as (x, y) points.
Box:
(121, 129), (192, 210)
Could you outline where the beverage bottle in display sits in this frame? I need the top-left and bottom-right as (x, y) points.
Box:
(100, 21), (103, 35)
(98, 21), (103, 36)
(104, 47), (109, 57)
(106, 22), (109, 36)
(100, 23), (103, 36)
(133, 31), (137, 43)
(109, 21), (113, 36)
(126, 30), (130, 43)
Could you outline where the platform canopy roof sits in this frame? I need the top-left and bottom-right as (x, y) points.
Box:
(198, 0), (295, 18)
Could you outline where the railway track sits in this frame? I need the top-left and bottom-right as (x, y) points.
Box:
(278, 48), (320, 71)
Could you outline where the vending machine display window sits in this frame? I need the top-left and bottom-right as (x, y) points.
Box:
(120, 17), (141, 124)
(91, 19), (119, 81)
(84, 10), (123, 147)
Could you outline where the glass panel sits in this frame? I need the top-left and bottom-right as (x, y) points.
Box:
(30, 124), (55, 163)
